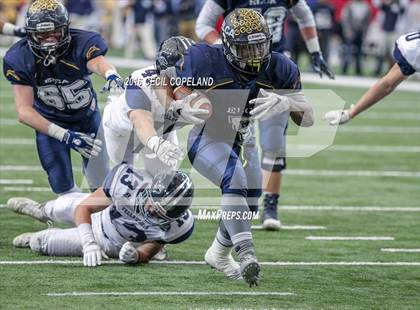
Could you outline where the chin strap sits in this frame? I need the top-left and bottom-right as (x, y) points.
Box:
(43, 51), (56, 66)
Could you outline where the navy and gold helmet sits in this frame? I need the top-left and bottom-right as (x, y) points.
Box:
(138, 170), (194, 226)
(156, 36), (195, 73)
(25, 0), (71, 65)
(221, 8), (272, 75)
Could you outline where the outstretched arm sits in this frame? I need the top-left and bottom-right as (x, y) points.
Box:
(349, 64), (407, 119)
(195, 0), (225, 44)
(324, 63), (407, 125)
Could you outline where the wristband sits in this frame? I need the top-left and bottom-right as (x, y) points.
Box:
(105, 69), (118, 79)
(48, 123), (67, 141)
(146, 135), (160, 153)
(213, 38), (222, 45)
(77, 223), (95, 246)
(306, 37), (321, 54)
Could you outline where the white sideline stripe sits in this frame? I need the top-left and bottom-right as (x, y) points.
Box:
(252, 225), (326, 230)
(2, 186), (51, 192)
(0, 179), (33, 184)
(306, 236), (394, 241)
(1, 260), (419, 266)
(381, 248), (420, 253)
(1, 165), (419, 178)
(0, 118), (18, 125)
(340, 126), (420, 134)
(47, 291), (295, 297)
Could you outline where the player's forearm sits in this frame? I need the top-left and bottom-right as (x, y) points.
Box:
(349, 64), (407, 119)
(136, 243), (163, 263)
(195, 0), (224, 43)
(87, 56), (117, 79)
(16, 104), (51, 133)
(301, 27), (321, 54)
(74, 188), (110, 226)
(128, 110), (157, 146)
(1, 22), (18, 36)
(288, 92), (314, 127)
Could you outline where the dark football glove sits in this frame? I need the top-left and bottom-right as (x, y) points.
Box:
(311, 52), (335, 79)
(62, 130), (102, 159)
(13, 26), (26, 38)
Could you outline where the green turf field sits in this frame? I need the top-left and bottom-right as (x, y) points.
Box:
(0, 64), (419, 309)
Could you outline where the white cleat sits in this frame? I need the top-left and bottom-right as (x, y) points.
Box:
(205, 245), (242, 280)
(262, 218), (281, 231)
(151, 245), (168, 261)
(7, 197), (49, 223)
(13, 232), (35, 248)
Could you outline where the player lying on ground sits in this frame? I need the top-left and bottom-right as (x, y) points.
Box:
(8, 163), (195, 267)
(324, 31), (419, 125)
(103, 36), (201, 174)
(161, 9), (314, 286)
(0, 21), (26, 37)
(196, 0), (334, 230)
(2, 0), (125, 195)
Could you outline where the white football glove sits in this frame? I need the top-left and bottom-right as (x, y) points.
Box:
(170, 92), (209, 125)
(82, 242), (104, 267)
(249, 89), (290, 120)
(147, 135), (184, 168)
(324, 105), (354, 125)
(119, 242), (139, 264)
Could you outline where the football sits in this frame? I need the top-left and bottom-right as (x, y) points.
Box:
(173, 86), (213, 120)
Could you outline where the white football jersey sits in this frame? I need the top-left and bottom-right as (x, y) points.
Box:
(98, 163), (194, 248)
(394, 32), (420, 75)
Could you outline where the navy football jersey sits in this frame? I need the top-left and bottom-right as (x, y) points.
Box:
(175, 43), (301, 142)
(3, 28), (108, 127)
(214, 0), (297, 52)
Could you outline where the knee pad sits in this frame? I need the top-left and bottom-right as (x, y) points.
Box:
(261, 151), (286, 172)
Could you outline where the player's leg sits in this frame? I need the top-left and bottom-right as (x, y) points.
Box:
(102, 103), (134, 165)
(188, 132), (259, 285)
(36, 131), (80, 194)
(26, 228), (83, 256)
(243, 138), (263, 215)
(81, 110), (110, 192)
(7, 192), (89, 224)
(258, 112), (289, 230)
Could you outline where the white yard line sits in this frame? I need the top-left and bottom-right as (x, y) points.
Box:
(306, 236), (394, 241)
(284, 170), (420, 178)
(279, 206), (420, 212)
(47, 291), (294, 297)
(381, 248), (420, 253)
(358, 113), (420, 121)
(0, 260), (419, 266)
(1, 165), (419, 178)
(339, 126), (420, 134)
(2, 186), (51, 192)
(252, 225), (326, 230)
(0, 179), (33, 185)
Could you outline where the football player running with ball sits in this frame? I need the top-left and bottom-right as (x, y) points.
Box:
(8, 163), (195, 267)
(196, 0), (334, 230)
(162, 9), (313, 286)
(3, 0), (125, 195)
(325, 31), (420, 125)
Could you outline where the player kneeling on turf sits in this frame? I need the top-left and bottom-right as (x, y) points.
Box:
(8, 163), (194, 266)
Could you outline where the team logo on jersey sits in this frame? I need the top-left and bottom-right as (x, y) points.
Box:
(6, 70), (20, 81)
(29, 0), (59, 13)
(86, 45), (101, 60)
